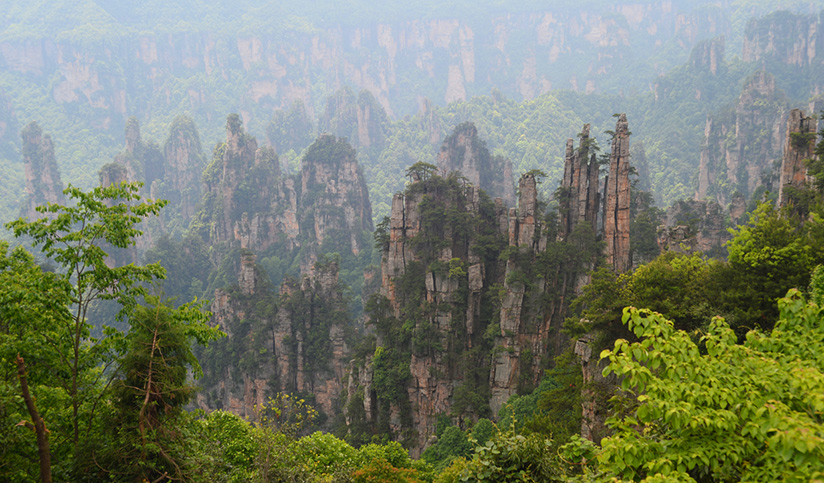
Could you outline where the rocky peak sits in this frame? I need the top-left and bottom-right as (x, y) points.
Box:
(559, 124), (599, 238)
(98, 162), (128, 188)
(299, 134), (373, 258)
(689, 36), (724, 75)
(225, 113), (256, 163)
(743, 11), (819, 68)
(417, 97), (443, 146)
(238, 251), (257, 296)
(657, 199), (729, 258)
(603, 113), (631, 273)
(778, 108), (817, 207)
(114, 117), (165, 194)
(202, 253), (351, 422)
(124, 116), (141, 153)
(267, 100), (315, 156)
(19, 121), (64, 219)
(696, 71), (789, 206)
(319, 88), (389, 153)
(199, 114), (297, 253)
(158, 115), (204, 221)
(436, 122), (516, 206)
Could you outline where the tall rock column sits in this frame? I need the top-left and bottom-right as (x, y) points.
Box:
(778, 108), (817, 207)
(559, 125), (599, 239)
(490, 173), (548, 414)
(603, 114), (632, 273)
(437, 122), (516, 206)
(19, 122), (64, 220)
(161, 115), (204, 221)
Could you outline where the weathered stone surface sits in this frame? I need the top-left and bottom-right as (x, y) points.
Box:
(238, 251), (257, 296)
(696, 71), (788, 206)
(203, 257), (351, 423)
(490, 172), (550, 414)
(604, 114), (631, 273)
(743, 11), (820, 68)
(559, 125), (599, 239)
(201, 115), (298, 256)
(778, 108), (817, 207)
(689, 36), (724, 75)
(657, 199), (729, 257)
(114, 117), (165, 195)
(196, 119), (371, 427)
(159, 115), (204, 221)
(299, 134), (373, 259)
(19, 121), (64, 220)
(319, 87), (389, 154)
(437, 122), (516, 207)
(574, 335), (613, 442)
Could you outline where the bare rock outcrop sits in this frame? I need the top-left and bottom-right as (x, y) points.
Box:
(19, 122), (64, 220)
(743, 11), (820, 68)
(778, 108), (817, 207)
(490, 173), (549, 413)
(319, 87), (389, 154)
(158, 115), (204, 222)
(689, 36), (724, 75)
(657, 199), (729, 258)
(299, 134), (373, 262)
(114, 117), (165, 193)
(203, 255), (351, 422)
(559, 124), (599, 239)
(348, 171), (511, 454)
(200, 114), (298, 255)
(437, 122), (516, 207)
(696, 71), (789, 206)
(195, 117), (373, 425)
(603, 114), (632, 273)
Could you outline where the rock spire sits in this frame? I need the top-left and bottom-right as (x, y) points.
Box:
(19, 122), (64, 220)
(778, 108), (817, 207)
(603, 114), (631, 273)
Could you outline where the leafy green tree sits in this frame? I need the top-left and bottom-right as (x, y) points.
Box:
(405, 161), (438, 182)
(421, 425), (472, 470)
(0, 242), (72, 482)
(6, 182), (167, 459)
(1, 182), (173, 481)
(599, 289), (824, 481)
(95, 296), (222, 481)
(437, 427), (562, 482)
(190, 410), (257, 482)
(717, 202), (824, 335)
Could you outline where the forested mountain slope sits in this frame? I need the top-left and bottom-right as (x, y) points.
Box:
(2, 1), (824, 225)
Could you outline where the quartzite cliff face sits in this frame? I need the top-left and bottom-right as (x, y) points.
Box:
(696, 71), (789, 207)
(345, 117), (635, 453)
(778, 108), (817, 207)
(0, 3), (728, 142)
(194, 116), (373, 422)
(603, 114), (631, 273)
(19, 121), (64, 220)
(436, 122), (516, 207)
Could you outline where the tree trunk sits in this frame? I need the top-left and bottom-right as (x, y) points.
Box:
(16, 355), (52, 483)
